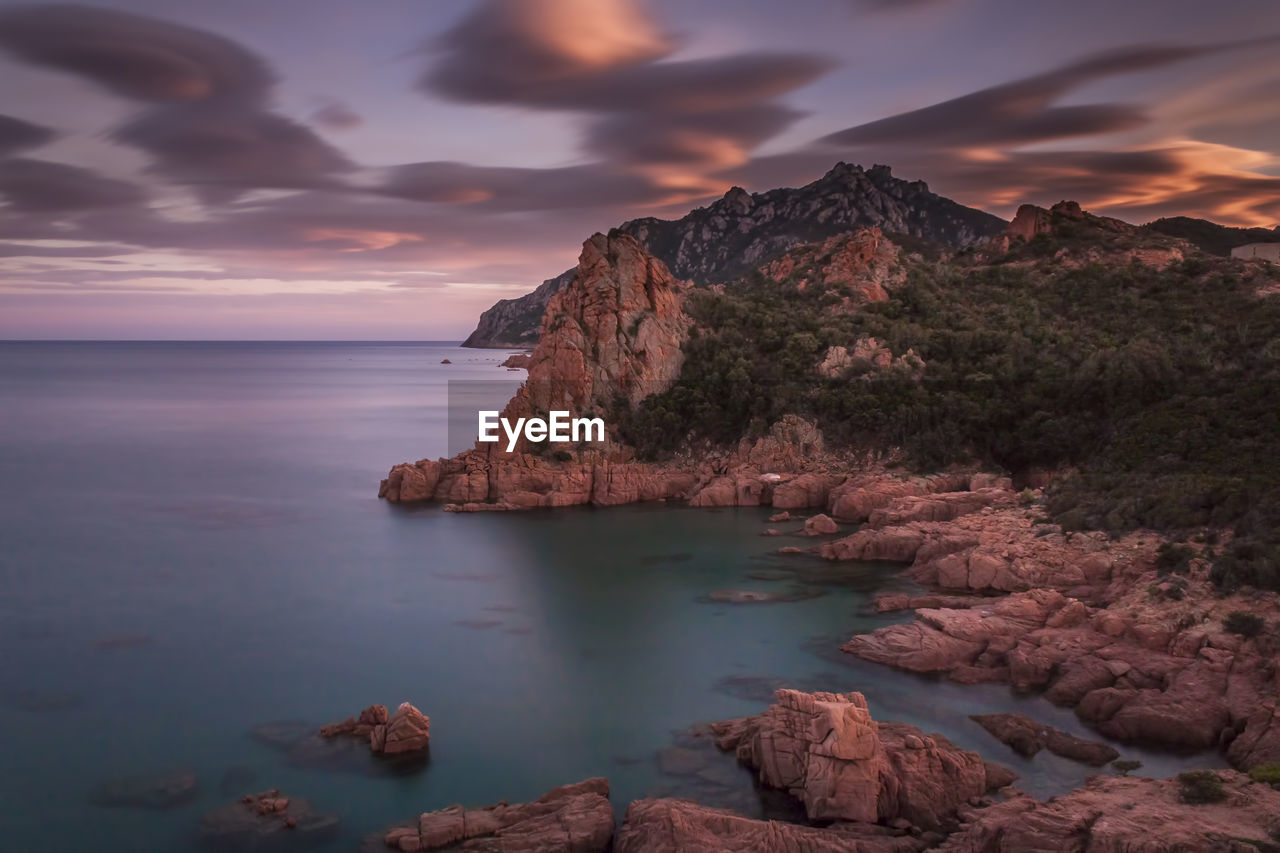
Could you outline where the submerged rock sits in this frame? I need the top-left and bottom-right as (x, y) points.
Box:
(91, 768), (198, 810)
(199, 788), (339, 852)
(372, 778), (613, 852)
(970, 712), (1119, 766)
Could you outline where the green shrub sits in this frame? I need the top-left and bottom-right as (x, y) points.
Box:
(1177, 770), (1227, 804)
(1223, 611), (1265, 638)
(1112, 759), (1142, 777)
(1155, 543), (1193, 576)
(1247, 762), (1280, 786)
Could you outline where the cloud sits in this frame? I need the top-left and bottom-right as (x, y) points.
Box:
(0, 113), (56, 156)
(311, 102), (362, 130)
(0, 158), (146, 211)
(0, 4), (351, 194)
(379, 161), (666, 209)
(112, 103), (353, 194)
(421, 0), (832, 182)
(819, 42), (1267, 150)
(0, 3), (273, 102)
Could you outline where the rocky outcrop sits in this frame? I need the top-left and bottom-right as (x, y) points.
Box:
(500, 353), (531, 369)
(712, 689), (1009, 829)
(759, 228), (902, 303)
(969, 713), (1119, 766)
(822, 504), (1115, 598)
(838, 502), (1280, 762)
(521, 230), (689, 414)
(987, 199), (1188, 268)
(200, 788), (339, 851)
(938, 772), (1280, 852)
(321, 702), (429, 755)
(377, 778), (613, 852)
(616, 798), (926, 853)
(462, 162), (1006, 348)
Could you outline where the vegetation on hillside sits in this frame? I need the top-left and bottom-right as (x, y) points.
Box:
(1146, 216), (1279, 257)
(618, 236), (1280, 592)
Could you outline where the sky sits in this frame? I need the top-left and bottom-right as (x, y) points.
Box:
(0, 0), (1278, 340)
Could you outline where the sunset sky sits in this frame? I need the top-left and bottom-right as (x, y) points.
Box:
(1, 0), (1278, 339)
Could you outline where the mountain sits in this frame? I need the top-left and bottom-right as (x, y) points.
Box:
(1145, 215), (1280, 256)
(461, 162), (1006, 347)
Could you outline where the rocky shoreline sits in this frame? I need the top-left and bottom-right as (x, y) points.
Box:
(373, 209), (1280, 849)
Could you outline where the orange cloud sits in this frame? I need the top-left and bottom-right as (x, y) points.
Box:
(303, 228), (424, 251)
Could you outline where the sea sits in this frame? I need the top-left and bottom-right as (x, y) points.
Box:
(0, 341), (1223, 851)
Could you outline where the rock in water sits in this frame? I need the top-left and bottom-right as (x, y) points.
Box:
(712, 689), (1008, 829)
(375, 778), (613, 852)
(320, 701), (429, 755)
(199, 788), (339, 851)
(372, 702), (430, 754)
(91, 768), (198, 809)
(970, 712), (1119, 765)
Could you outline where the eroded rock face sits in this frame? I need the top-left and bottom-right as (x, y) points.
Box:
(523, 231), (689, 415)
(937, 772), (1280, 852)
(616, 798), (926, 853)
(712, 689), (1004, 829)
(377, 778), (613, 852)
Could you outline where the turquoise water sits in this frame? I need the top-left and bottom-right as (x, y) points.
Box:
(0, 342), (1221, 851)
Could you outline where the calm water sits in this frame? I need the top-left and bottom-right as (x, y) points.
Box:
(0, 342), (1220, 851)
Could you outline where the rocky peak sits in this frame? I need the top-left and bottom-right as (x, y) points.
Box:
(462, 161), (1007, 348)
(520, 231), (689, 416)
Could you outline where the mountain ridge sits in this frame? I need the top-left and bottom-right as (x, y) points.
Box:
(462, 162), (1006, 347)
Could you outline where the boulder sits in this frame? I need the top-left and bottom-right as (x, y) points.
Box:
(803, 513), (839, 536)
(712, 689), (1002, 829)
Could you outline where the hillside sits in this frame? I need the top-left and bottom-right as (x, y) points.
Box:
(1145, 216), (1280, 256)
(461, 162), (1005, 347)
(619, 201), (1280, 589)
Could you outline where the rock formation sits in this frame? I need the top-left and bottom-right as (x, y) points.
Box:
(616, 798), (926, 853)
(711, 689), (1011, 829)
(937, 772), (1280, 852)
(463, 162), (1005, 347)
(376, 778), (613, 852)
(320, 702), (430, 755)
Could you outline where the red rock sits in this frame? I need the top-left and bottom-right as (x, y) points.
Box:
(938, 771), (1280, 852)
(372, 702), (430, 755)
(970, 713), (1119, 765)
(803, 513), (838, 536)
(712, 689), (1003, 828)
(616, 798), (924, 853)
(380, 778), (613, 852)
